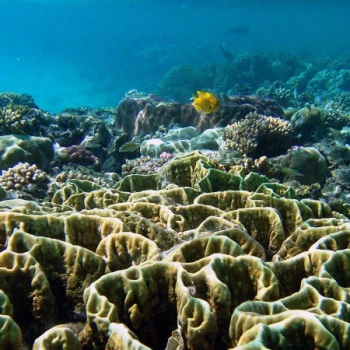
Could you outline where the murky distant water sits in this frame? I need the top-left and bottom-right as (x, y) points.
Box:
(1, 0), (349, 112)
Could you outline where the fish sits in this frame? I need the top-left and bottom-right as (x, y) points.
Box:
(228, 26), (250, 36)
(279, 166), (304, 177)
(293, 81), (299, 102)
(119, 142), (141, 153)
(192, 91), (220, 114)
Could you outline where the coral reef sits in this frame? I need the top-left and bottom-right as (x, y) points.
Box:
(157, 63), (216, 103)
(157, 53), (304, 103)
(222, 112), (292, 157)
(0, 152), (347, 349)
(256, 81), (297, 108)
(48, 110), (113, 150)
(52, 164), (119, 188)
(323, 94), (350, 129)
(290, 105), (327, 142)
(121, 155), (171, 176)
(0, 50), (350, 348)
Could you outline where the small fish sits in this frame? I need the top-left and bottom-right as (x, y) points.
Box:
(293, 81), (299, 102)
(279, 166), (304, 177)
(119, 142), (140, 153)
(193, 91), (220, 114)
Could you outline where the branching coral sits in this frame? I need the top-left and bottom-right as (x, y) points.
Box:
(0, 92), (38, 109)
(0, 106), (49, 136)
(256, 81), (297, 108)
(0, 162), (49, 197)
(323, 94), (350, 129)
(222, 112), (292, 157)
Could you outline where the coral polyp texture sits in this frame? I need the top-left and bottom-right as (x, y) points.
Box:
(222, 112), (292, 157)
(0, 106), (50, 136)
(0, 152), (349, 349)
(0, 162), (48, 192)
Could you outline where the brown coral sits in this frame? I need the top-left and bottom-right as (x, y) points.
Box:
(222, 112), (292, 157)
(0, 106), (49, 136)
(0, 162), (48, 197)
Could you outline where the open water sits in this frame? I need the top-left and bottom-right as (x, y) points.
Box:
(1, 0), (349, 112)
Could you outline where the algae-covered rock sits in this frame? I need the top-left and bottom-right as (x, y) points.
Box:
(275, 146), (328, 185)
(140, 127), (221, 157)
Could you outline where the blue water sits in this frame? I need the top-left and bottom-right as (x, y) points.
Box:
(1, 0), (349, 112)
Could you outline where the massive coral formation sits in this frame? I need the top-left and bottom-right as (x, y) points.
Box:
(115, 92), (284, 137)
(0, 152), (347, 349)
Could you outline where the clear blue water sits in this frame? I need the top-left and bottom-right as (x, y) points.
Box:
(1, 0), (349, 112)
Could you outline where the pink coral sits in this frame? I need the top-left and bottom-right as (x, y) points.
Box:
(66, 145), (100, 168)
(159, 152), (174, 160)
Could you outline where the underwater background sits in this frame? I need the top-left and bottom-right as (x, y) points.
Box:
(1, 0), (350, 112)
(2, 1), (350, 349)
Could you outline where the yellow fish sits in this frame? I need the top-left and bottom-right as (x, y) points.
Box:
(193, 91), (220, 114)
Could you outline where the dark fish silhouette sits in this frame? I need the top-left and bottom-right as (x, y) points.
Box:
(220, 43), (234, 61)
(228, 26), (250, 35)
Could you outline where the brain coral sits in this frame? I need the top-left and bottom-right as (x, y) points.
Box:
(0, 151), (347, 349)
(222, 112), (292, 157)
